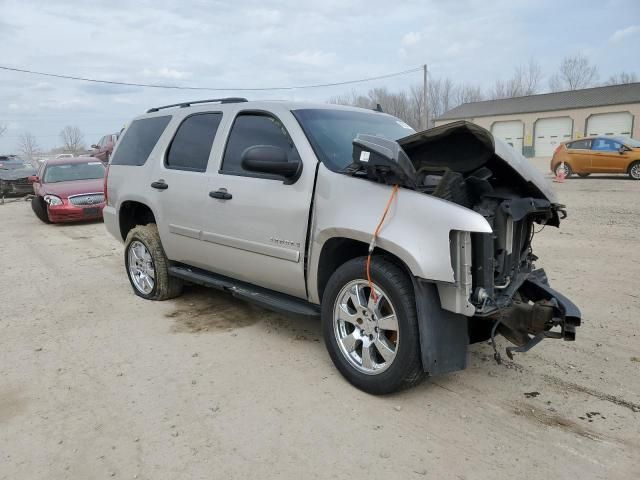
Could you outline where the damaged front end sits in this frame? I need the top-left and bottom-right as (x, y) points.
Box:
(0, 160), (37, 197)
(346, 120), (581, 361)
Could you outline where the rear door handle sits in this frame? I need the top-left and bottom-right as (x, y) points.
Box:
(209, 189), (232, 200)
(151, 181), (168, 190)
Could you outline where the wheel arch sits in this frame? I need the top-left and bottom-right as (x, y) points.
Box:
(313, 235), (416, 304)
(118, 200), (157, 241)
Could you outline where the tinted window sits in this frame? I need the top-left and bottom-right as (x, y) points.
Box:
(567, 139), (591, 150)
(111, 116), (171, 166)
(44, 161), (105, 183)
(293, 109), (415, 171)
(166, 113), (222, 172)
(591, 138), (621, 151)
(221, 114), (298, 175)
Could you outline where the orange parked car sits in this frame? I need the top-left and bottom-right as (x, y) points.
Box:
(550, 136), (640, 180)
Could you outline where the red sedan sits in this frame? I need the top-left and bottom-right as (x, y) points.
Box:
(29, 157), (106, 223)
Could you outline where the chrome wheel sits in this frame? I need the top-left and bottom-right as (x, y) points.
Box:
(127, 240), (155, 295)
(556, 164), (570, 177)
(630, 163), (640, 179)
(333, 279), (399, 375)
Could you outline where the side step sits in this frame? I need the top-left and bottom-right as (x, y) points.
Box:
(168, 264), (320, 318)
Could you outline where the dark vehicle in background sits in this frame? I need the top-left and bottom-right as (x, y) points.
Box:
(551, 136), (640, 179)
(0, 155), (37, 196)
(29, 157), (106, 223)
(90, 133), (119, 163)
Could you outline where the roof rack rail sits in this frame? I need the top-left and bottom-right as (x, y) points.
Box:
(146, 97), (248, 113)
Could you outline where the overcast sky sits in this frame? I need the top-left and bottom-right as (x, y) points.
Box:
(1, 0), (639, 152)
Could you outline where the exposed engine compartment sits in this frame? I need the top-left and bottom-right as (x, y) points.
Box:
(344, 121), (580, 353)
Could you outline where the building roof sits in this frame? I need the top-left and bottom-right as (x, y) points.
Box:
(436, 82), (640, 121)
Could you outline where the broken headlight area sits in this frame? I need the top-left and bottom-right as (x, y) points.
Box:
(345, 120), (581, 356)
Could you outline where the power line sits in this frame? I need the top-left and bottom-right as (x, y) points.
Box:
(0, 65), (423, 92)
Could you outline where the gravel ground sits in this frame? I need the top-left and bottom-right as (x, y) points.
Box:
(1, 164), (639, 479)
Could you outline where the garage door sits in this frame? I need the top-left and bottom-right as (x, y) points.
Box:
(491, 121), (524, 153)
(534, 117), (573, 157)
(586, 112), (633, 138)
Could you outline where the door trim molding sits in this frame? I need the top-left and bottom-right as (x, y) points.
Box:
(201, 230), (300, 263)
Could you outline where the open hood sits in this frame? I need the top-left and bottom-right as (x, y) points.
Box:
(348, 120), (557, 204)
(397, 121), (557, 203)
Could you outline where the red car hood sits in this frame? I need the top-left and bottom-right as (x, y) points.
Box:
(42, 179), (104, 198)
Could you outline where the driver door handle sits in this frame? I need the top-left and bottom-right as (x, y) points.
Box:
(209, 189), (232, 200)
(151, 180), (168, 190)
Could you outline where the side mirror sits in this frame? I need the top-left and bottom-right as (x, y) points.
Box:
(240, 145), (302, 184)
(91, 144), (99, 149)
(28, 175), (39, 184)
(619, 146), (627, 155)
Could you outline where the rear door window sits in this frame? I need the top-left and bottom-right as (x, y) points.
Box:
(111, 116), (172, 166)
(567, 139), (591, 150)
(165, 113), (222, 172)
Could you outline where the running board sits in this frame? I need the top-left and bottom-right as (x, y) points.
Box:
(168, 264), (320, 318)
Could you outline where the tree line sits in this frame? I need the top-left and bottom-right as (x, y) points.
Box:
(0, 125), (87, 161)
(329, 53), (638, 129)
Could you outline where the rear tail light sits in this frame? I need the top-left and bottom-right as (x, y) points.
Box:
(103, 164), (110, 205)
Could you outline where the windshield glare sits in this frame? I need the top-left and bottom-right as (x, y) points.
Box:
(617, 137), (640, 148)
(293, 108), (416, 171)
(44, 162), (105, 183)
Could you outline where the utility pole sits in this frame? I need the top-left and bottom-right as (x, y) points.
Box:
(423, 64), (428, 130)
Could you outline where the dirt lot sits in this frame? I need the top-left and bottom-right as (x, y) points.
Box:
(1, 164), (639, 479)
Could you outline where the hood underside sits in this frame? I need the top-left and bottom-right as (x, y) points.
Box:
(348, 120), (557, 204)
(397, 121), (557, 203)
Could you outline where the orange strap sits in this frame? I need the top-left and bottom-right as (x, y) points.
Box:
(367, 184), (399, 302)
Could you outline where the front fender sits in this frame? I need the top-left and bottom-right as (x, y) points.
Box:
(307, 165), (492, 302)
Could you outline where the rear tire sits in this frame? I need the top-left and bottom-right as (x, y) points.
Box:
(321, 256), (424, 394)
(124, 224), (183, 300)
(31, 196), (51, 223)
(629, 161), (640, 180)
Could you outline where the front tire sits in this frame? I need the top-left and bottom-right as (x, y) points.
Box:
(124, 224), (183, 300)
(321, 256), (424, 394)
(31, 196), (51, 223)
(629, 161), (640, 180)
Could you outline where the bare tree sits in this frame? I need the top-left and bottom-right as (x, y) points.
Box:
(605, 72), (638, 85)
(59, 126), (86, 155)
(17, 132), (41, 161)
(489, 58), (542, 99)
(520, 58), (543, 95)
(453, 83), (484, 105)
(329, 76), (480, 130)
(0, 123), (6, 138)
(549, 54), (598, 91)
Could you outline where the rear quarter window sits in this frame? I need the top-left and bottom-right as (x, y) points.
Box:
(111, 116), (172, 166)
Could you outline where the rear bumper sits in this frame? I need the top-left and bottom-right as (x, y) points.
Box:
(48, 202), (105, 223)
(103, 205), (121, 241)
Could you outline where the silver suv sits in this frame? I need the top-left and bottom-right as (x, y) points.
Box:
(104, 98), (580, 394)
